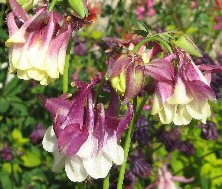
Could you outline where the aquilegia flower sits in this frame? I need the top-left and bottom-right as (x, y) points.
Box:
(5, 0), (73, 85)
(147, 165), (194, 189)
(39, 80), (133, 182)
(150, 48), (222, 125)
(105, 38), (162, 103)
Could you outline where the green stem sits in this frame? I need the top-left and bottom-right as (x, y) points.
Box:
(103, 174), (110, 189)
(132, 36), (173, 54)
(49, 0), (57, 11)
(63, 43), (71, 94)
(117, 96), (148, 189)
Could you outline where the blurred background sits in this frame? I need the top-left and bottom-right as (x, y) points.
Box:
(0, 0), (222, 188)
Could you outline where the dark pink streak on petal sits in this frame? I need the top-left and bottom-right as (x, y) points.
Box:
(123, 63), (144, 104)
(116, 103), (134, 141)
(145, 59), (175, 81)
(93, 103), (106, 151)
(57, 123), (89, 157)
(156, 81), (174, 102)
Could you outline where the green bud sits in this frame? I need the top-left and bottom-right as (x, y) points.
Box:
(111, 72), (126, 96)
(17, 0), (39, 10)
(172, 34), (202, 57)
(68, 0), (88, 19)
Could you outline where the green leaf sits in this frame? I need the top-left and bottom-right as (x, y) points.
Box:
(0, 97), (9, 113)
(21, 149), (41, 167)
(12, 129), (29, 144)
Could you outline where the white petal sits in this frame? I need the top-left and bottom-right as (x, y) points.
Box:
(65, 156), (88, 182)
(103, 135), (124, 165)
(42, 126), (58, 152)
(173, 105), (192, 125)
(52, 150), (65, 173)
(26, 68), (46, 81)
(186, 99), (211, 124)
(83, 154), (112, 179)
(167, 78), (192, 105)
(76, 136), (96, 159)
(17, 70), (30, 80)
(151, 92), (163, 115)
(158, 103), (175, 124)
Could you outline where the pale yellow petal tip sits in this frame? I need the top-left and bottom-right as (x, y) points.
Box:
(5, 37), (26, 47)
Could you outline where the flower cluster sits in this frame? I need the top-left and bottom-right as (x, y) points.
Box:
(39, 80), (133, 181)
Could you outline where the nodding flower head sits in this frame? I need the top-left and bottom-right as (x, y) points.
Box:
(39, 80), (134, 182)
(5, 0), (90, 85)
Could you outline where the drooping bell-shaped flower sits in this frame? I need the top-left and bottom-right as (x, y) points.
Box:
(105, 38), (162, 103)
(149, 48), (222, 125)
(147, 165), (194, 189)
(5, 0), (74, 85)
(39, 80), (134, 182)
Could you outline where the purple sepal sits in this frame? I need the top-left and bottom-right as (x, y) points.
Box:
(9, 0), (29, 22)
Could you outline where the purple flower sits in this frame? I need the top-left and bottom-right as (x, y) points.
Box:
(39, 80), (134, 182)
(130, 151), (152, 178)
(178, 141), (196, 156)
(30, 123), (46, 144)
(200, 121), (219, 140)
(159, 128), (181, 152)
(1, 147), (14, 162)
(74, 39), (88, 56)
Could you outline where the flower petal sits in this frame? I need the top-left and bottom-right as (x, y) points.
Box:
(42, 126), (58, 153)
(173, 105), (192, 125)
(83, 154), (112, 179)
(65, 156), (88, 182)
(52, 150), (65, 172)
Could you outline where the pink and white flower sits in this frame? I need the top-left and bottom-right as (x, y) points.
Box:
(5, 0), (73, 85)
(147, 48), (222, 125)
(39, 80), (134, 181)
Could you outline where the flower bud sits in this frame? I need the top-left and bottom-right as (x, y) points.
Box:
(68, 0), (88, 18)
(111, 72), (127, 96)
(172, 34), (202, 57)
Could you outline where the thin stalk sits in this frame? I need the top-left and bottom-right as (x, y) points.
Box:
(103, 174), (110, 189)
(117, 96), (148, 189)
(49, 0), (57, 11)
(132, 37), (173, 54)
(63, 44), (72, 94)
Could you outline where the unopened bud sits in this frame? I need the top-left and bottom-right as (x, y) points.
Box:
(172, 34), (202, 57)
(68, 0), (88, 19)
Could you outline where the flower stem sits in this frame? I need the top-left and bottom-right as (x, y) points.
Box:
(132, 36), (173, 54)
(103, 174), (110, 189)
(49, 0), (57, 11)
(63, 43), (71, 94)
(117, 96), (148, 189)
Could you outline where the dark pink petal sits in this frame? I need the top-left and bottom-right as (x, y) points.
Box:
(107, 54), (133, 78)
(7, 13), (19, 36)
(172, 176), (194, 183)
(116, 103), (134, 141)
(145, 59), (175, 81)
(106, 88), (119, 117)
(9, 0), (29, 22)
(123, 63), (144, 104)
(93, 103), (106, 150)
(26, 12), (49, 32)
(156, 81), (174, 102)
(57, 123), (89, 157)
(38, 94), (72, 129)
(186, 80), (216, 100)
(85, 92), (94, 129)
(199, 65), (222, 73)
